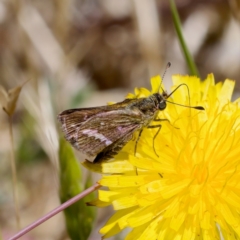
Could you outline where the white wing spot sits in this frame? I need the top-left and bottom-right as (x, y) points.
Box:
(82, 129), (112, 145)
(117, 126), (122, 131)
(62, 118), (66, 131)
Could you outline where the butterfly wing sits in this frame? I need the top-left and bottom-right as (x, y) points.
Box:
(58, 103), (144, 158)
(93, 127), (137, 163)
(58, 99), (133, 137)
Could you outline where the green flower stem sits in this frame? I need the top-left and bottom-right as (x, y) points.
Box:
(169, 0), (200, 77)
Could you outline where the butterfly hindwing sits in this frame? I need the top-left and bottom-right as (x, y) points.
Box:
(93, 127), (137, 162)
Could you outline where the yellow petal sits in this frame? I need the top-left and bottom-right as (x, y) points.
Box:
(137, 216), (161, 240)
(170, 211), (186, 232)
(101, 160), (136, 174)
(160, 179), (191, 199)
(150, 75), (162, 93)
(127, 203), (163, 228)
(99, 175), (158, 188)
(218, 79), (235, 109)
(100, 207), (137, 234)
(86, 198), (111, 207)
(113, 195), (138, 209)
(200, 211), (211, 229)
(216, 202), (239, 226)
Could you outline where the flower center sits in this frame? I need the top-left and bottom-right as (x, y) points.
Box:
(193, 164), (209, 184)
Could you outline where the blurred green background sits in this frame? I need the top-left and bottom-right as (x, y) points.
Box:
(0, 0), (239, 239)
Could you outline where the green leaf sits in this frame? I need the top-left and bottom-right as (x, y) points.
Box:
(59, 138), (96, 240)
(170, 0), (200, 77)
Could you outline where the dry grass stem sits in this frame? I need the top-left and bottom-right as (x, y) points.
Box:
(8, 115), (21, 230)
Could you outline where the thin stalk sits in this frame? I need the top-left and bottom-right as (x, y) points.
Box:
(169, 0), (200, 77)
(9, 183), (101, 240)
(8, 115), (21, 230)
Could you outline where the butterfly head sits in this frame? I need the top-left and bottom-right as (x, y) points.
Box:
(153, 93), (167, 110)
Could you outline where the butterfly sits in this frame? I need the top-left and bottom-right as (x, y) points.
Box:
(58, 85), (204, 163)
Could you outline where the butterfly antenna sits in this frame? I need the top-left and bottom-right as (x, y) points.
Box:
(165, 100), (204, 110)
(162, 62), (171, 80)
(158, 62), (171, 93)
(166, 83), (205, 110)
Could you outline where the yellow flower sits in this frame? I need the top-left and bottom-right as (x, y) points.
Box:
(90, 74), (240, 239)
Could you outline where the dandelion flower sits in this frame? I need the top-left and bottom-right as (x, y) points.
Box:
(89, 74), (240, 239)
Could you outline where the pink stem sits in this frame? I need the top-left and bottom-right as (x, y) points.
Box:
(9, 183), (101, 240)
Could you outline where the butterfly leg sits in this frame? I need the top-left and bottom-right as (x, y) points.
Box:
(147, 124), (162, 157)
(153, 118), (169, 123)
(134, 119), (169, 157)
(135, 167), (139, 176)
(134, 129), (144, 156)
(153, 118), (179, 129)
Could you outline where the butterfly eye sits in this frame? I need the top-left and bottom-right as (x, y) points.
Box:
(159, 101), (166, 110)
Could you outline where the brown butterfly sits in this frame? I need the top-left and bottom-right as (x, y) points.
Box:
(58, 77), (204, 163)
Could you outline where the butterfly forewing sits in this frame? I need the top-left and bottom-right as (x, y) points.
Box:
(58, 101), (146, 159)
